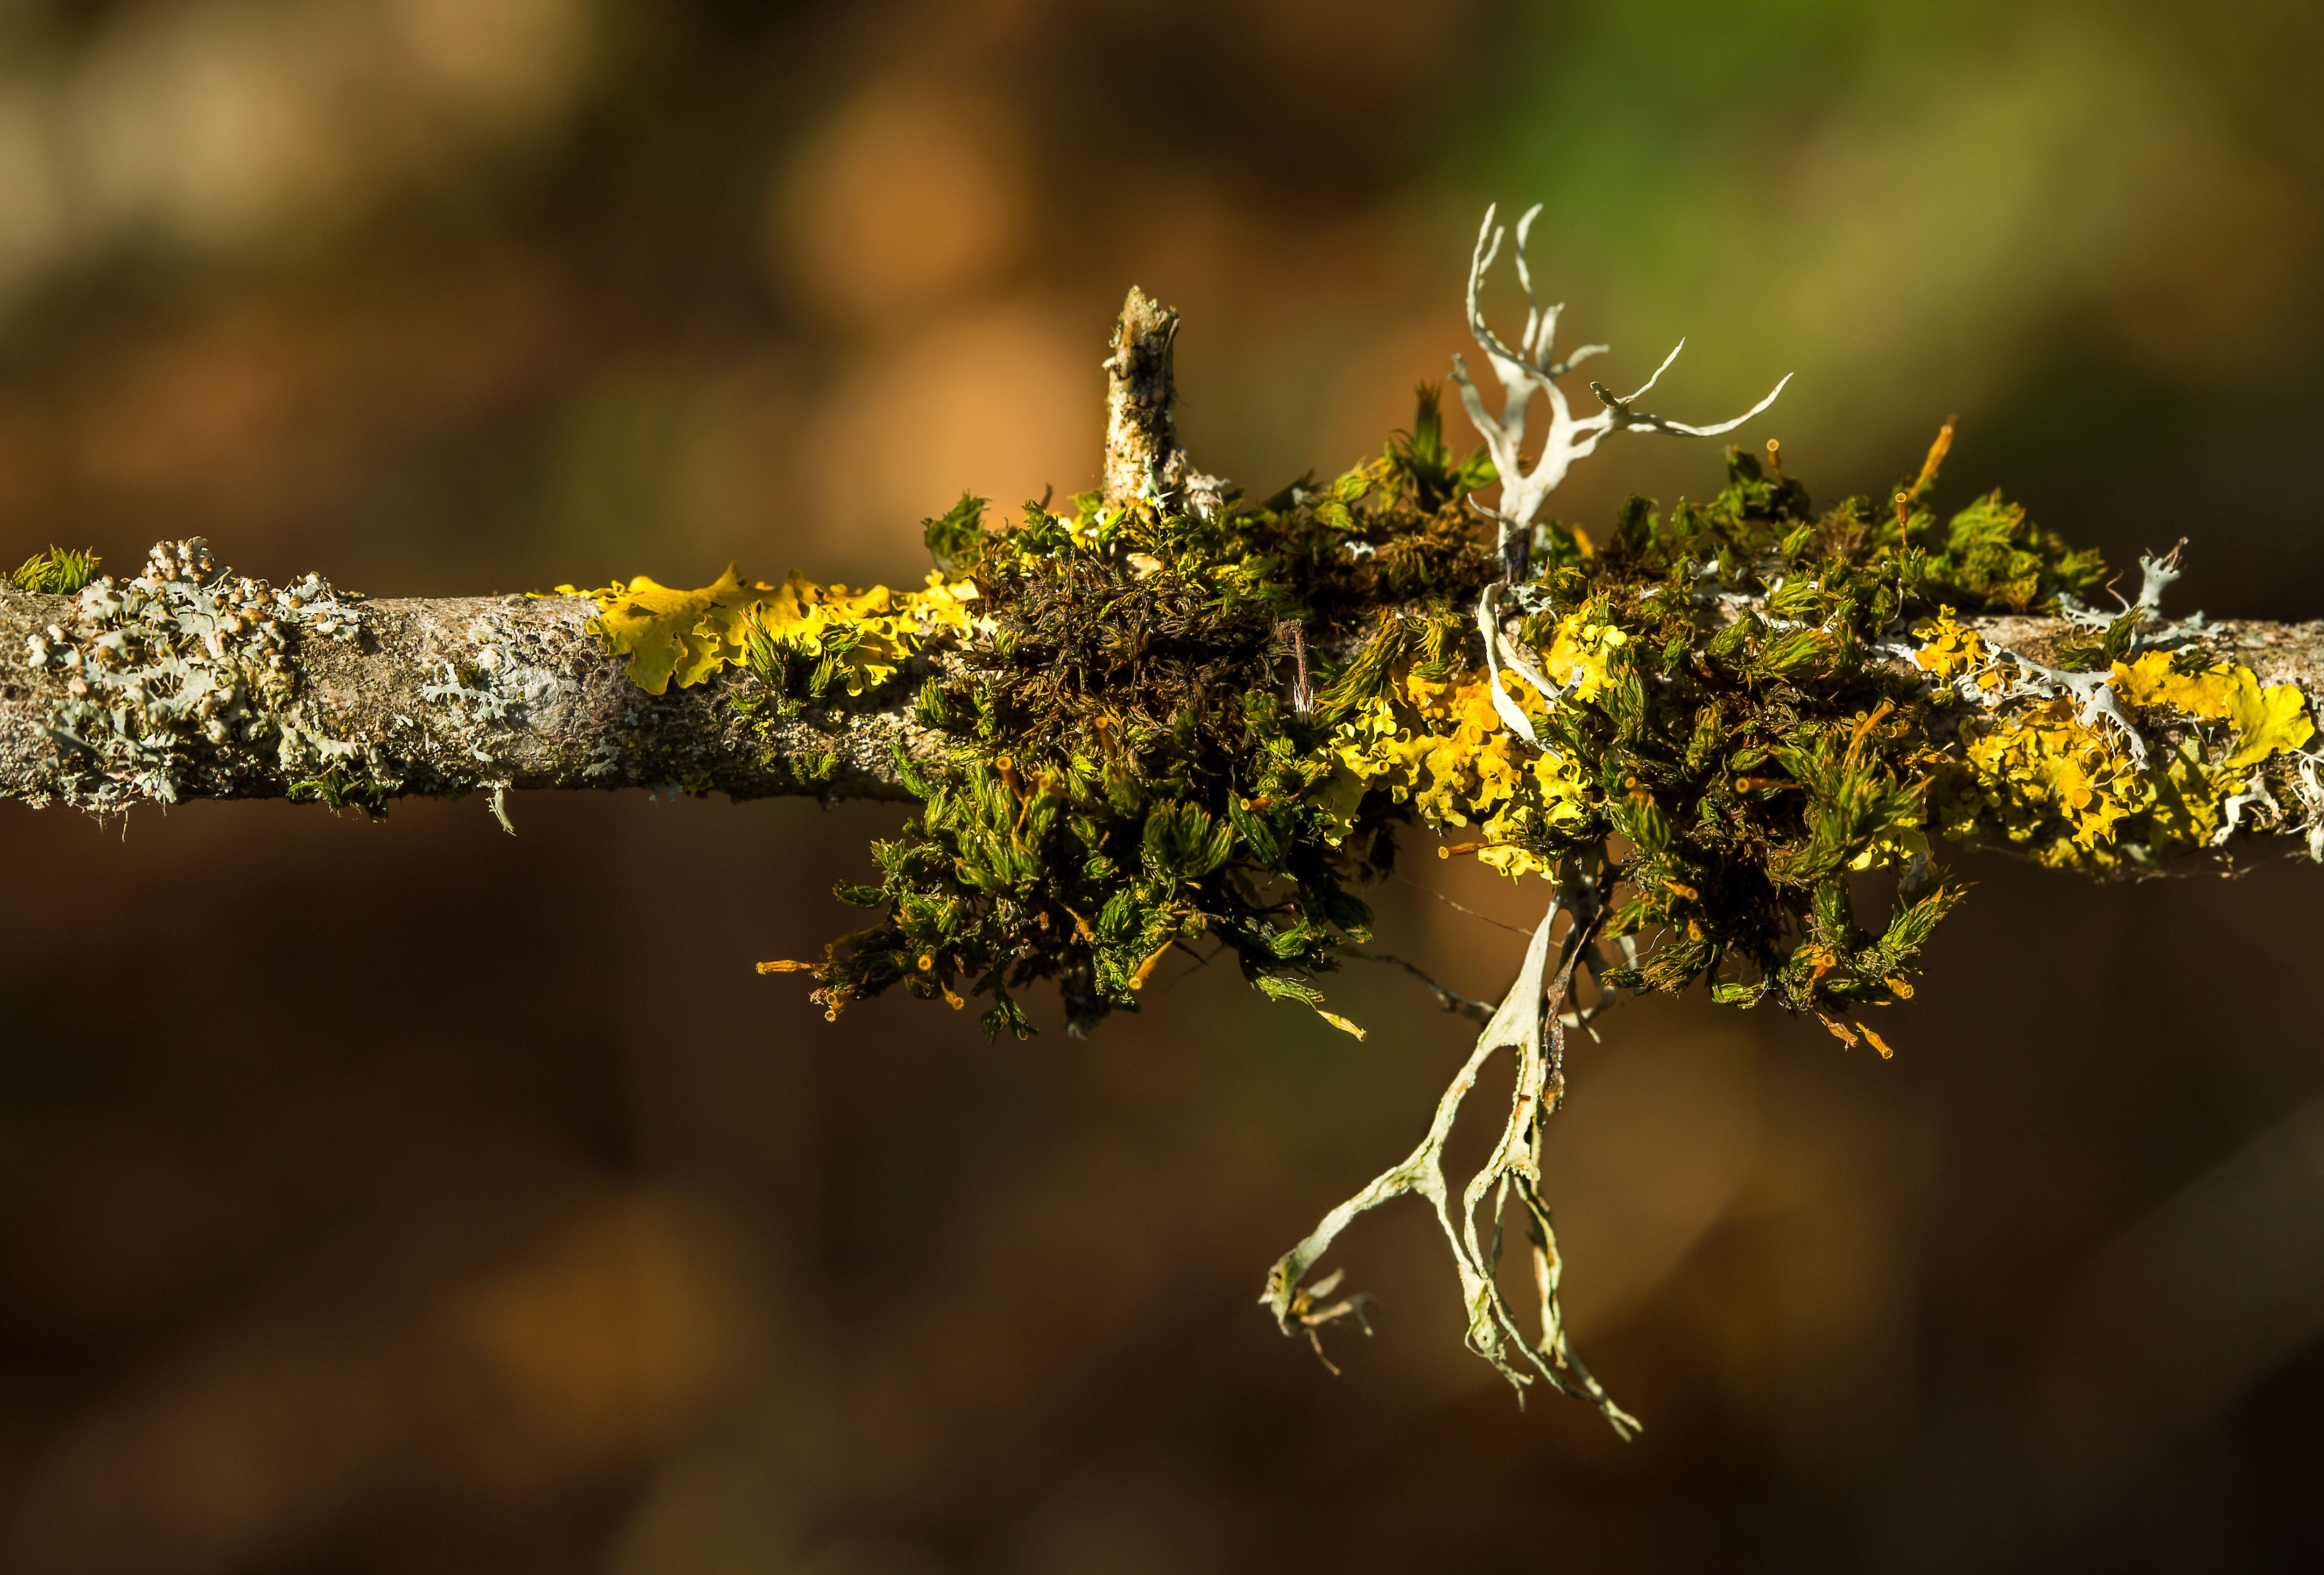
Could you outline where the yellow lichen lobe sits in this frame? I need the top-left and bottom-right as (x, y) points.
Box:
(558, 564), (775, 695)
(1914, 615), (2316, 872)
(1316, 613), (1663, 880)
(1329, 653), (1596, 881)
(1909, 612), (1991, 687)
(2112, 650), (2314, 770)
(1538, 611), (1627, 704)
(562, 566), (982, 695)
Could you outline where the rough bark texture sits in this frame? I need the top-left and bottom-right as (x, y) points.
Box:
(1959, 614), (2324, 700)
(1101, 286), (1183, 509)
(4, 287), (2321, 816)
(0, 587), (931, 811)
(7, 581), (2317, 814)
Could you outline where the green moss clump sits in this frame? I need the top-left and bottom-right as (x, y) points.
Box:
(289, 765), (393, 815)
(793, 393), (1499, 1038)
(1922, 490), (2106, 613)
(757, 390), (2131, 1041)
(10, 546), (102, 595)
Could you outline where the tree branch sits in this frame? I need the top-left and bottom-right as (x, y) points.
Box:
(0, 584), (930, 813)
(10, 265), (2321, 1440)
(0, 287), (1198, 817)
(1102, 284), (1184, 509)
(4, 290), (2321, 826)
(9, 565), (2319, 821)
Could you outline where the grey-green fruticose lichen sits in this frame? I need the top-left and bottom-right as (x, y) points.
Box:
(3, 538), (919, 816)
(22, 538), (374, 811)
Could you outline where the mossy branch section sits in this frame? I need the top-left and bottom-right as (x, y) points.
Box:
(16, 569), (2313, 815)
(9, 291), (2324, 1435)
(12, 571), (2315, 819)
(0, 575), (935, 814)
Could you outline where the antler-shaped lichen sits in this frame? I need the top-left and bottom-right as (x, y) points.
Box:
(1452, 203), (1790, 744)
(1449, 202), (1792, 559)
(1262, 878), (1638, 1434)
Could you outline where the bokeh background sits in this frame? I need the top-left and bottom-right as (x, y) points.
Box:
(1, 0), (2322, 1570)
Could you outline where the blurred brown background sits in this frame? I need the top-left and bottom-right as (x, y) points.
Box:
(2, 1), (2323, 1570)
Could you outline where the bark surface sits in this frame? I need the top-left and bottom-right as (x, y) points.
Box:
(4, 291), (2321, 814)
(0, 587), (932, 810)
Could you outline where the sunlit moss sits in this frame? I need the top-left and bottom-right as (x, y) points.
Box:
(9, 546), (102, 595)
(569, 396), (2318, 1044)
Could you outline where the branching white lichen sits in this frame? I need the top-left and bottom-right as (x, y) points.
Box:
(2056, 542), (2204, 652)
(1451, 203), (1788, 741)
(1266, 881), (1638, 1435)
(1251, 213), (1803, 1424)
(1449, 203), (1791, 563)
(22, 538), (371, 809)
(1474, 580), (1568, 745)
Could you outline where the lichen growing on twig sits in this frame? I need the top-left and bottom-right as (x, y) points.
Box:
(544, 207), (2324, 1426)
(20, 538), (374, 810)
(11, 203), (2313, 1431)
(1261, 876), (1635, 1430)
(678, 317), (2311, 1052)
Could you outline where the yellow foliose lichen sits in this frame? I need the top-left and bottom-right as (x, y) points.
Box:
(1922, 629), (2312, 872)
(1330, 653), (1596, 880)
(1945, 698), (2139, 866)
(1910, 613), (1987, 685)
(1538, 611), (1628, 704)
(558, 564), (780, 695)
(562, 566), (983, 696)
(2111, 650), (2314, 770)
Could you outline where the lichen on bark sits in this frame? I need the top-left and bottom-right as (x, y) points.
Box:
(7, 211), (2323, 1430)
(0, 549), (938, 816)
(711, 401), (2320, 1050)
